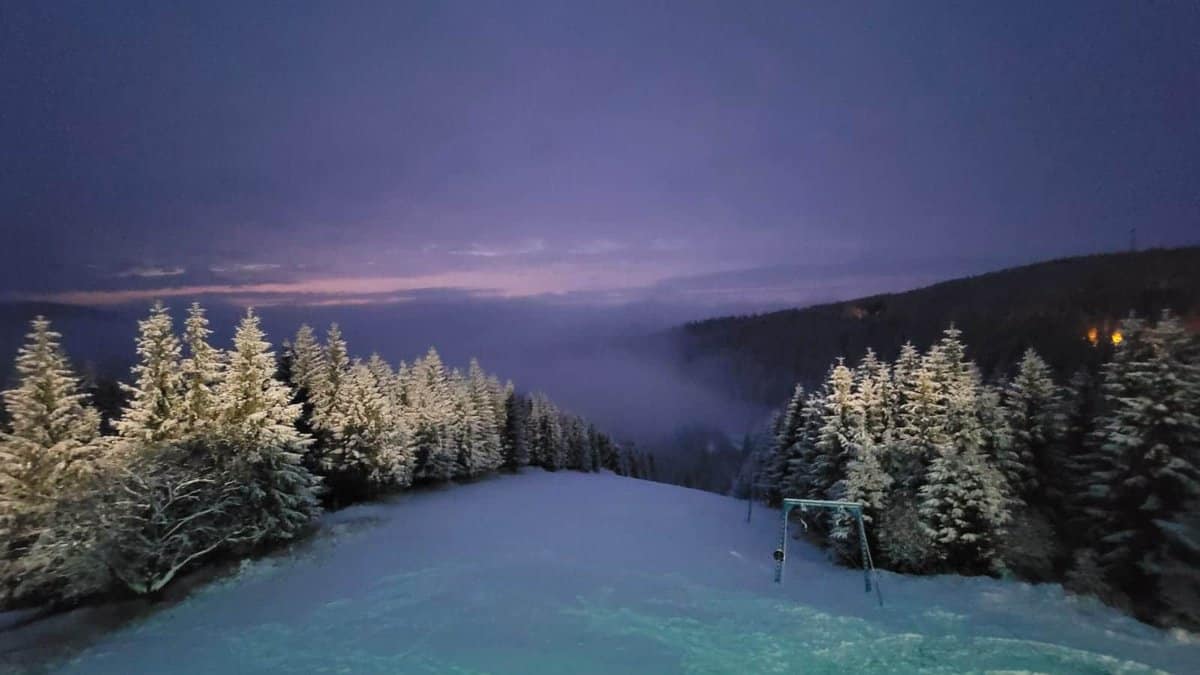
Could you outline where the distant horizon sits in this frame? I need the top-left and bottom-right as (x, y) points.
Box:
(3, 244), (1195, 324)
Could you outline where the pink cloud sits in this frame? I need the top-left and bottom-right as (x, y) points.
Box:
(28, 264), (677, 307)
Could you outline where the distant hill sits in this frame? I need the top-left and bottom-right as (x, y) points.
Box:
(665, 247), (1200, 406)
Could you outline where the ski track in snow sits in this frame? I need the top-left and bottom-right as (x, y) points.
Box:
(2, 469), (1198, 674)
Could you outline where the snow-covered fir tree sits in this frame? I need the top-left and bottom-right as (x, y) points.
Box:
(117, 302), (184, 444)
(287, 324), (325, 396)
(0, 317), (103, 605)
(178, 303), (223, 439)
(1085, 313), (1200, 615)
(917, 328), (1008, 572)
(811, 361), (856, 506)
(309, 323), (351, 436)
(462, 359), (503, 475)
(528, 393), (565, 470)
(366, 353), (399, 407)
(855, 349), (893, 445)
(407, 347), (457, 481)
(763, 383), (805, 506)
(780, 389), (822, 497)
(1001, 348), (1061, 505)
(563, 415), (590, 471)
(1, 317), (100, 449)
(585, 423), (604, 472)
(891, 346), (943, 491)
(890, 342), (922, 419)
(595, 421), (620, 473)
(323, 360), (412, 499)
(501, 386), (529, 469)
(918, 440), (1009, 573)
(832, 350), (894, 558)
(976, 383), (1014, 485)
(214, 309), (320, 544)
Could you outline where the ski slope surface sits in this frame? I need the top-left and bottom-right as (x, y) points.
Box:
(3, 470), (1198, 674)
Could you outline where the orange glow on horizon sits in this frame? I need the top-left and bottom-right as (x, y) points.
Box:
(1086, 327), (1099, 345)
(19, 266), (676, 307)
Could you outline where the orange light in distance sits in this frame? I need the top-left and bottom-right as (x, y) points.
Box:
(1086, 327), (1099, 345)
(1110, 330), (1124, 346)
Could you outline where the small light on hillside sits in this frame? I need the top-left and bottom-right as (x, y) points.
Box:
(1111, 330), (1124, 346)
(1086, 327), (1099, 345)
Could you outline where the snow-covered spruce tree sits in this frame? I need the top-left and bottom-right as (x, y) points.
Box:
(989, 349), (1063, 580)
(213, 309), (320, 545)
(1085, 313), (1200, 622)
(178, 303), (223, 439)
(890, 342), (922, 420)
(831, 350), (894, 560)
(807, 361), (856, 540)
(976, 383), (1014, 483)
(783, 389), (825, 500)
(0, 317), (104, 606)
(875, 343), (942, 571)
(593, 426), (620, 474)
(763, 383), (806, 506)
(918, 440), (1009, 574)
(367, 353), (400, 408)
(309, 323), (350, 439)
(501, 386), (530, 470)
(322, 360), (412, 501)
(117, 302), (184, 444)
(474, 369), (507, 450)
(1002, 348), (1061, 506)
(1058, 369), (1106, 553)
(917, 328), (1008, 573)
(586, 423), (604, 472)
(460, 359), (503, 476)
(855, 349), (893, 445)
(927, 328), (985, 458)
(527, 393), (565, 470)
(563, 415), (590, 471)
(287, 324), (325, 396)
(394, 360), (411, 407)
(488, 375), (508, 444)
(1, 318), (100, 450)
(407, 347), (457, 482)
(446, 368), (477, 478)
(890, 345), (943, 491)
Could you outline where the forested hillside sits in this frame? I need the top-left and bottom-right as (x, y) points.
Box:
(671, 247), (1200, 406)
(741, 314), (1199, 630)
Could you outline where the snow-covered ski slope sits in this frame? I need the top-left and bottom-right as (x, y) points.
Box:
(15, 470), (1200, 673)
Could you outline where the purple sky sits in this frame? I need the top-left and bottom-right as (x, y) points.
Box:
(2, 1), (1198, 312)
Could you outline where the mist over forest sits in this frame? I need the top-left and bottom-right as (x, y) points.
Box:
(0, 295), (769, 488)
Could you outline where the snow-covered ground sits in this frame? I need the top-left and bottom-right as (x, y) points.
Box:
(3, 470), (1198, 674)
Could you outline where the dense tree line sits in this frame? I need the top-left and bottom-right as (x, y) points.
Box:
(0, 303), (642, 611)
(745, 314), (1199, 630)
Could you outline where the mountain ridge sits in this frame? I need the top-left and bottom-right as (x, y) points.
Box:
(666, 246), (1200, 406)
